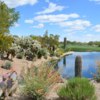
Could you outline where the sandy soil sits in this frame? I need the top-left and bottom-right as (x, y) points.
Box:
(0, 58), (31, 76)
(0, 57), (48, 76)
(92, 81), (100, 100)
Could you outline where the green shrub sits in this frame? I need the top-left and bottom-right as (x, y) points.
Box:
(50, 50), (55, 56)
(55, 48), (64, 57)
(37, 53), (42, 59)
(37, 48), (47, 59)
(2, 61), (12, 69)
(37, 50), (43, 59)
(44, 55), (48, 59)
(11, 36), (49, 60)
(16, 52), (23, 59)
(25, 50), (35, 60)
(58, 78), (96, 100)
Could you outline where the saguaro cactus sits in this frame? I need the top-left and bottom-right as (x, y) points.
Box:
(64, 37), (67, 49)
(75, 55), (82, 77)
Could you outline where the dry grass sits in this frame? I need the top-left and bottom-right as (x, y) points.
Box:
(21, 61), (62, 99)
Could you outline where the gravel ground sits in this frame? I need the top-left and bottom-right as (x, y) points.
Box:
(93, 82), (100, 100)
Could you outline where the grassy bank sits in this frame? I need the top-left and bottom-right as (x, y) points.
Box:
(64, 44), (100, 52)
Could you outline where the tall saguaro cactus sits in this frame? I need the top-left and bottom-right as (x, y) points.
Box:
(64, 37), (67, 49)
(75, 55), (82, 77)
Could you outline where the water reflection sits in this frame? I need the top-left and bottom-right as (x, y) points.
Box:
(58, 52), (100, 78)
(63, 56), (66, 66)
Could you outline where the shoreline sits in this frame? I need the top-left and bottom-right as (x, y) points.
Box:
(54, 51), (74, 61)
(60, 51), (74, 58)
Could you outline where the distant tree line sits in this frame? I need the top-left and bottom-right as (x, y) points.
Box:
(88, 41), (100, 47)
(60, 40), (100, 47)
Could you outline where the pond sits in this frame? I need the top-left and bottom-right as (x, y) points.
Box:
(58, 52), (100, 78)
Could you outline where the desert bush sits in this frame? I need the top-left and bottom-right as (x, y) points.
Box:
(44, 55), (48, 59)
(25, 49), (35, 60)
(58, 78), (96, 100)
(16, 52), (23, 59)
(37, 48), (48, 59)
(37, 50), (42, 59)
(50, 50), (56, 56)
(41, 48), (48, 56)
(2, 61), (12, 69)
(11, 36), (49, 60)
(55, 48), (64, 57)
(21, 62), (61, 100)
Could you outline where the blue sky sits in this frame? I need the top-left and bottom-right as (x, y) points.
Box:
(2, 0), (100, 42)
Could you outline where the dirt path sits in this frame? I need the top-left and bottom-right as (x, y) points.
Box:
(0, 57), (49, 76)
(93, 82), (100, 100)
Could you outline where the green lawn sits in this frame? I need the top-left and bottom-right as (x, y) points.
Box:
(64, 44), (100, 52)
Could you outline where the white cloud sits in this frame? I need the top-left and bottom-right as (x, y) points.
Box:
(34, 13), (79, 23)
(32, 23), (44, 28)
(1, 0), (38, 8)
(59, 19), (91, 27)
(25, 19), (34, 24)
(37, 2), (65, 14)
(89, 0), (100, 4)
(14, 23), (20, 27)
(92, 24), (100, 32)
(33, 13), (91, 32)
(59, 19), (91, 31)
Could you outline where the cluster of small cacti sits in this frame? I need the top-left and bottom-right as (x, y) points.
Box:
(8, 36), (49, 60)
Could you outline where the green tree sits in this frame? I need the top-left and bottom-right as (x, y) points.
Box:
(95, 41), (100, 47)
(31, 30), (59, 55)
(0, 1), (19, 34)
(0, 34), (13, 52)
(0, 1), (19, 58)
(88, 41), (94, 46)
(42, 31), (59, 51)
(49, 34), (59, 51)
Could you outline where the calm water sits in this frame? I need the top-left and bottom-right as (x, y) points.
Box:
(58, 52), (100, 78)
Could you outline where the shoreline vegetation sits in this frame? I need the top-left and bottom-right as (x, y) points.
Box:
(60, 51), (74, 58)
(60, 44), (100, 52)
(66, 45), (100, 52)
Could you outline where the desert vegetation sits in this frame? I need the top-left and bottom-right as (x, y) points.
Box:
(0, 1), (100, 100)
(58, 78), (96, 100)
(20, 61), (61, 100)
